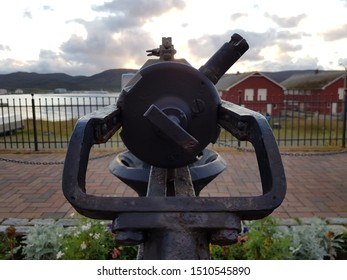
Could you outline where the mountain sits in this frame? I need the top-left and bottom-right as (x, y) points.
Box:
(0, 68), (331, 92)
(0, 69), (138, 92)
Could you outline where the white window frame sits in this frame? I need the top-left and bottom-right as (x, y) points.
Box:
(257, 88), (267, 101)
(244, 89), (254, 101)
(338, 88), (344, 100)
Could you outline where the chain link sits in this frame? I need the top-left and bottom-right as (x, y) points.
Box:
(0, 152), (116, 165)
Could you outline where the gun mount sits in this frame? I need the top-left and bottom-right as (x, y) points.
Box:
(62, 35), (286, 259)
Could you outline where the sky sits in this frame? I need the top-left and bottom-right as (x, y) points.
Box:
(0, 0), (347, 76)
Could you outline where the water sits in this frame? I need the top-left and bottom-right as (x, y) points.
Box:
(0, 91), (119, 122)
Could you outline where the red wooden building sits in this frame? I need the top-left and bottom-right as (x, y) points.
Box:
(281, 70), (346, 115)
(216, 72), (285, 116)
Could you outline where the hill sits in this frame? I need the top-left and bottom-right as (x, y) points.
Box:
(0, 69), (137, 92)
(0, 68), (330, 92)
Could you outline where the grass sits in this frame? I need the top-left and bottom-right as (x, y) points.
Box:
(0, 115), (346, 150)
(217, 115), (345, 148)
(0, 118), (123, 149)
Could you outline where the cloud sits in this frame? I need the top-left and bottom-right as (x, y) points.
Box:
(339, 58), (347, 67)
(0, 44), (11, 51)
(23, 9), (32, 19)
(264, 13), (307, 28)
(42, 5), (54, 11)
(187, 28), (310, 73)
(230, 13), (247, 21)
(188, 29), (304, 63)
(57, 0), (186, 74)
(257, 55), (319, 71)
(60, 29), (154, 73)
(277, 42), (302, 52)
(0, 0), (187, 75)
(320, 24), (347, 41)
(92, 0), (185, 29)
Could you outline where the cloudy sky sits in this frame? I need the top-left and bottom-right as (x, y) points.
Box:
(1, 0), (347, 76)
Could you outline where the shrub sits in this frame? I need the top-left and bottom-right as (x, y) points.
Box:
(21, 224), (65, 260)
(211, 217), (347, 260)
(211, 217), (292, 260)
(290, 218), (346, 260)
(0, 226), (19, 260)
(60, 218), (137, 260)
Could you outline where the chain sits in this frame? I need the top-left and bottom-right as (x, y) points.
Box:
(279, 150), (347, 157)
(215, 141), (347, 156)
(0, 152), (116, 165)
(1, 146), (347, 166)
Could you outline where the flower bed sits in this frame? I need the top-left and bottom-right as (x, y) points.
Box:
(1, 217), (346, 260)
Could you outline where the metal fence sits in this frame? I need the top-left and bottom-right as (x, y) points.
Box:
(1, 94), (346, 150)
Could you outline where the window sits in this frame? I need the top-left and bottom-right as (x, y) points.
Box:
(244, 89), (254, 101)
(338, 88), (344, 100)
(257, 89), (267, 101)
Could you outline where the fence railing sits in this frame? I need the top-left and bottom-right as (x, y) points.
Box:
(1, 94), (346, 150)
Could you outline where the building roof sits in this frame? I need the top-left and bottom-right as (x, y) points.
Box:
(215, 71), (285, 91)
(280, 70), (345, 90)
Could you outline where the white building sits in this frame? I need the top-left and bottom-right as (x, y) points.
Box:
(0, 89), (8, 95)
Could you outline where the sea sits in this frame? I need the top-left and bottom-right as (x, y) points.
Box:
(0, 91), (120, 122)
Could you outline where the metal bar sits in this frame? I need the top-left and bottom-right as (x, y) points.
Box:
(64, 98), (69, 146)
(19, 98), (25, 148)
(329, 95), (333, 145)
(146, 167), (167, 197)
(57, 98), (63, 148)
(45, 98), (51, 149)
(0, 99), (6, 149)
(51, 97), (57, 148)
(174, 166), (195, 197)
(31, 94), (39, 151)
(342, 89), (347, 148)
(13, 102), (19, 147)
(39, 98), (45, 148)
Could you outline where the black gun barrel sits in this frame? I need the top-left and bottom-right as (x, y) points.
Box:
(199, 33), (249, 84)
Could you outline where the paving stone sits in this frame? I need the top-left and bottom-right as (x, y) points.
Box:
(28, 218), (56, 226)
(327, 218), (347, 225)
(1, 151), (347, 220)
(296, 217), (328, 225)
(55, 219), (78, 227)
(0, 225), (8, 234)
(2, 218), (29, 226)
(41, 212), (66, 219)
(12, 226), (33, 235)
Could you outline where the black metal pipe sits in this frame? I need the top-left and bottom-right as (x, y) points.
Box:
(199, 33), (249, 84)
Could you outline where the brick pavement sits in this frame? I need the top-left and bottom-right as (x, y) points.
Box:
(0, 149), (346, 220)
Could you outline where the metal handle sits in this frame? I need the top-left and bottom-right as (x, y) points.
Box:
(218, 100), (286, 201)
(144, 104), (200, 153)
